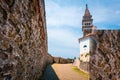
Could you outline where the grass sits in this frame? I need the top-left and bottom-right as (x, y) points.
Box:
(72, 66), (89, 79)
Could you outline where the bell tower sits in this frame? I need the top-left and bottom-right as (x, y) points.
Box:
(82, 4), (94, 36)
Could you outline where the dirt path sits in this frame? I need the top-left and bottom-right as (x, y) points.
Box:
(52, 64), (89, 80)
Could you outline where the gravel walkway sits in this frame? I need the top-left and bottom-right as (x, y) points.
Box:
(51, 64), (89, 80)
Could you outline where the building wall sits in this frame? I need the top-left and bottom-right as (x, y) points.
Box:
(89, 37), (97, 54)
(79, 37), (96, 72)
(80, 62), (89, 72)
(73, 58), (80, 69)
(80, 53), (90, 62)
(80, 38), (90, 54)
(0, 0), (51, 80)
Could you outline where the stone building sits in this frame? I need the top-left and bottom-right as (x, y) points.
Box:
(78, 4), (97, 72)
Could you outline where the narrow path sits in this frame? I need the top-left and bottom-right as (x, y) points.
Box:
(52, 64), (89, 80)
(43, 64), (89, 80)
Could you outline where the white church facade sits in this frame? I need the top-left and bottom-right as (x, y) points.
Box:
(79, 36), (97, 62)
(79, 37), (91, 62)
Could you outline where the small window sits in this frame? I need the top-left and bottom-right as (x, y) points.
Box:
(83, 45), (87, 48)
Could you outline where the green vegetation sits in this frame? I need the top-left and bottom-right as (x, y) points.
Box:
(72, 66), (89, 79)
(80, 60), (83, 62)
(85, 53), (90, 57)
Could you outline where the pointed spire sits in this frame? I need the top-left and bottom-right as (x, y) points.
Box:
(84, 4), (91, 17)
(86, 4), (88, 9)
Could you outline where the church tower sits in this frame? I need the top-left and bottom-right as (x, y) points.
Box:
(82, 4), (95, 36)
(78, 4), (97, 72)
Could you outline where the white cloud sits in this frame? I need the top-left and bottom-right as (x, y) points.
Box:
(92, 8), (109, 23)
(45, 0), (82, 27)
(47, 28), (81, 58)
(45, 0), (83, 58)
(48, 28), (80, 48)
(49, 46), (79, 58)
(92, 6), (120, 24)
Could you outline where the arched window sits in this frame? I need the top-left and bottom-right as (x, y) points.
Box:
(83, 45), (87, 48)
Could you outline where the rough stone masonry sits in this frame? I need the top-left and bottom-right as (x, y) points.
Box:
(0, 0), (52, 80)
(90, 30), (120, 80)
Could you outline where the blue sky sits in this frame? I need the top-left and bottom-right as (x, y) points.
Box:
(45, 0), (120, 58)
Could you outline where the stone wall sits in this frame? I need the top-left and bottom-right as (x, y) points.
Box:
(59, 58), (72, 64)
(90, 30), (120, 80)
(73, 58), (80, 69)
(53, 57), (72, 64)
(0, 0), (51, 80)
(46, 53), (54, 64)
(79, 62), (89, 72)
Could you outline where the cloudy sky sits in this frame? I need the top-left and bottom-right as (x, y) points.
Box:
(45, 0), (120, 58)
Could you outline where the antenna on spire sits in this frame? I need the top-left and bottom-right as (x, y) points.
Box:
(86, 4), (88, 9)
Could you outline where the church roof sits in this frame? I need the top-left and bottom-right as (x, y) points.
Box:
(84, 4), (91, 17)
(78, 33), (96, 43)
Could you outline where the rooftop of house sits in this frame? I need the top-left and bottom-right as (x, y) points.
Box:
(78, 33), (96, 43)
